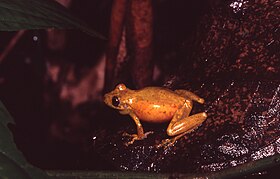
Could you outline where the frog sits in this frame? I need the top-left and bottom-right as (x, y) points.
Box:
(104, 83), (207, 147)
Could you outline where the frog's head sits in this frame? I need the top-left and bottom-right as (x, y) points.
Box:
(104, 84), (129, 110)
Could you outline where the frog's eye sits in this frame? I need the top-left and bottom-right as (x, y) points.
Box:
(112, 96), (120, 107)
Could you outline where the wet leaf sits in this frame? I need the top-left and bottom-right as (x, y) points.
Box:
(0, 0), (105, 39)
(0, 101), (49, 179)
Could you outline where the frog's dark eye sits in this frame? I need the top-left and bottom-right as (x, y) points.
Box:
(112, 96), (120, 107)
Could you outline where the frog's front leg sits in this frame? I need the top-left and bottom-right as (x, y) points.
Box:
(158, 100), (207, 148)
(121, 110), (152, 146)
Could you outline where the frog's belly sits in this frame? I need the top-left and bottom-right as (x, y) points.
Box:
(132, 102), (180, 123)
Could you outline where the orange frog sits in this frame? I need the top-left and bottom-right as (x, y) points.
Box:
(104, 84), (207, 147)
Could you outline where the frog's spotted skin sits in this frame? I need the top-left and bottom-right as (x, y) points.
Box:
(104, 84), (207, 147)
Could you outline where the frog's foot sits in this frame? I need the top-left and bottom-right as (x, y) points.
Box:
(155, 138), (177, 149)
(122, 131), (153, 146)
(156, 132), (186, 149)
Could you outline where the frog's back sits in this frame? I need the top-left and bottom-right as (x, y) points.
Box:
(136, 87), (184, 102)
(130, 87), (186, 123)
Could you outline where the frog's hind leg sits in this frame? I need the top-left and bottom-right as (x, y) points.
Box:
(167, 112), (207, 137)
(175, 90), (205, 104)
(157, 100), (207, 148)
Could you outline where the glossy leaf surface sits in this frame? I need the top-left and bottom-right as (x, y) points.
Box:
(0, 101), (49, 179)
(0, 0), (105, 39)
